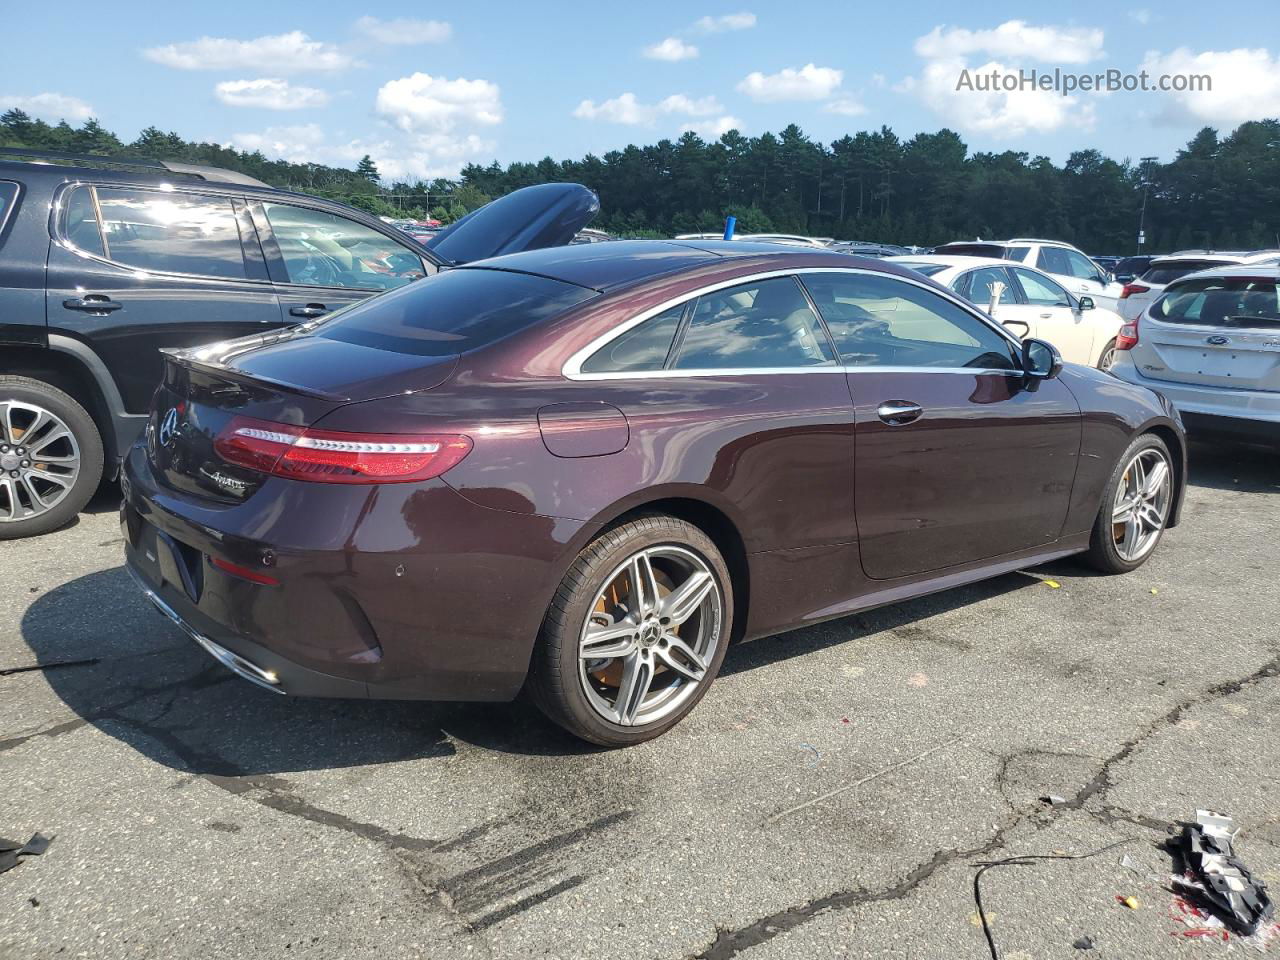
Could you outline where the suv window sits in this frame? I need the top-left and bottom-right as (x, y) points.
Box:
(581, 304), (683, 373)
(1141, 260), (1227, 285)
(94, 187), (249, 279)
(0, 181), (18, 235)
(957, 267), (1017, 306)
(801, 272), (1018, 370)
(1036, 246), (1072, 276)
(671, 277), (836, 370)
(63, 187), (105, 257)
(263, 203), (426, 290)
(1002, 246), (1031, 263)
(1012, 268), (1071, 307)
(1065, 249), (1103, 281)
(316, 266), (595, 357)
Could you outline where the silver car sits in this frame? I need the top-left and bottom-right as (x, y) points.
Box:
(1110, 265), (1280, 441)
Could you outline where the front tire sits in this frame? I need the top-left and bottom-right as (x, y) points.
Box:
(1082, 433), (1174, 574)
(0, 376), (104, 539)
(527, 515), (733, 746)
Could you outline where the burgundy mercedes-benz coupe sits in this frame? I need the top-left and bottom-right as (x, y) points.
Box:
(122, 201), (1186, 745)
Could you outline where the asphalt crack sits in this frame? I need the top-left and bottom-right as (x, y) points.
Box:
(688, 651), (1280, 960)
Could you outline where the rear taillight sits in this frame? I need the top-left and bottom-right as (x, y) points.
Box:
(1116, 316), (1139, 351)
(214, 416), (472, 484)
(1119, 283), (1149, 299)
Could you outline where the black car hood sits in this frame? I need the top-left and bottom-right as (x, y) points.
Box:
(426, 183), (599, 265)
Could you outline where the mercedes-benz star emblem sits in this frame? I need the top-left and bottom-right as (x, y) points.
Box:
(158, 407), (180, 447)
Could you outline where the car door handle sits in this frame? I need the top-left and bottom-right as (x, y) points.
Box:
(876, 401), (923, 426)
(289, 304), (329, 318)
(1039, 312), (1054, 318)
(63, 296), (122, 313)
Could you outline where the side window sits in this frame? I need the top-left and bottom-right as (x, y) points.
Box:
(1012, 268), (1071, 307)
(0, 181), (19, 236)
(581, 305), (683, 373)
(957, 267), (1017, 307)
(1003, 246), (1031, 263)
(1065, 249), (1102, 280)
(63, 186), (105, 258)
(802, 272), (1018, 370)
(263, 204), (426, 290)
(671, 277), (836, 370)
(95, 188), (248, 279)
(1036, 246), (1072, 276)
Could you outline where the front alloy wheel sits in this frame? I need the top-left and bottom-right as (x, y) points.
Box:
(1110, 447), (1172, 562)
(528, 515), (733, 746)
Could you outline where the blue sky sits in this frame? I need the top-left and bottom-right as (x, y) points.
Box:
(5, 0), (1279, 180)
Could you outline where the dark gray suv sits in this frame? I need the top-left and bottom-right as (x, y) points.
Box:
(0, 148), (597, 538)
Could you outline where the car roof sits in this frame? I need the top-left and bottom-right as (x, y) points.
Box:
(887, 254), (1007, 270)
(1167, 263), (1280, 283)
(462, 239), (875, 292)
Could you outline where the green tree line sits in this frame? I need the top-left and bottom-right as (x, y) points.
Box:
(4, 108), (1278, 254)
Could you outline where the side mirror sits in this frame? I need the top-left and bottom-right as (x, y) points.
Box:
(1077, 296), (1095, 311)
(1021, 337), (1063, 391)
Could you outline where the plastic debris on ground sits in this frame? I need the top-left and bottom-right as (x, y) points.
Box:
(0, 834), (52, 875)
(1072, 934), (1096, 950)
(1170, 810), (1276, 941)
(1117, 894), (1142, 910)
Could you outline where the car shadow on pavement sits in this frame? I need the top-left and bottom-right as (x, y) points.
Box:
(20, 566), (595, 776)
(1186, 437), (1279, 494)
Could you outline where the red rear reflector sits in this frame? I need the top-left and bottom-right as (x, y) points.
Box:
(214, 416), (472, 484)
(1116, 317), (1139, 350)
(210, 556), (280, 586)
(1119, 283), (1149, 299)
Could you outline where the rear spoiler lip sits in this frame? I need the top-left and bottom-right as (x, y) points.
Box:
(160, 348), (350, 403)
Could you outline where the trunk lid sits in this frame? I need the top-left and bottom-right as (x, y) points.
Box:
(1134, 274), (1280, 390)
(148, 332), (458, 502)
(425, 183), (599, 265)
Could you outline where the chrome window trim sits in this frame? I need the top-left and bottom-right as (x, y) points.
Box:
(563, 266), (1025, 381)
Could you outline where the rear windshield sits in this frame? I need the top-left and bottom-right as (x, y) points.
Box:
(1151, 277), (1280, 328)
(1141, 260), (1231, 285)
(895, 261), (949, 277)
(314, 267), (596, 356)
(934, 243), (1004, 258)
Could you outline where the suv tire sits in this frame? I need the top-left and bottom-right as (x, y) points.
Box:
(0, 376), (104, 539)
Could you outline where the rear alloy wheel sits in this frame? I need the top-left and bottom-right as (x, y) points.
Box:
(1097, 338), (1118, 372)
(528, 515), (732, 746)
(1083, 434), (1173, 573)
(0, 377), (104, 539)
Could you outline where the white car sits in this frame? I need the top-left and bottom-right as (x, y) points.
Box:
(1110, 264), (1280, 441)
(932, 238), (1124, 310)
(1117, 250), (1280, 321)
(888, 255), (1125, 369)
(739, 233), (834, 248)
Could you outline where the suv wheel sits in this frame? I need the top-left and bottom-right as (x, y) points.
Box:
(0, 376), (104, 539)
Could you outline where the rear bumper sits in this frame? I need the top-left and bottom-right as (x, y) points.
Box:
(1111, 356), (1280, 430)
(121, 441), (591, 701)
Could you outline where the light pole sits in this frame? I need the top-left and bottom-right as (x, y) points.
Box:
(1136, 156), (1157, 255)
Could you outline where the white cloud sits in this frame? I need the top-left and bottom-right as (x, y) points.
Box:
(644, 37), (699, 61)
(680, 115), (743, 138)
(1140, 46), (1280, 126)
(354, 16), (451, 45)
(824, 97), (868, 117)
(228, 123), (492, 181)
(915, 20), (1105, 65)
(918, 56), (1097, 137)
(214, 78), (329, 110)
(1128, 8), (1152, 24)
(694, 12), (756, 32)
(143, 31), (353, 73)
(574, 92), (724, 125)
(375, 73), (502, 132)
(737, 64), (843, 102)
(0, 92), (94, 123)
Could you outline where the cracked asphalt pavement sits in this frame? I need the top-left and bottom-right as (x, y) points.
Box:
(2, 436), (1278, 959)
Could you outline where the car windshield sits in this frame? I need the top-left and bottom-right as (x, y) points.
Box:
(1151, 276), (1280, 328)
(313, 266), (596, 356)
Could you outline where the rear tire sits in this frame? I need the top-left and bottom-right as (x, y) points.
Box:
(1082, 433), (1173, 574)
(1097, 338), (1118, 371)
(527, 515), (733, 746)
(0, 376), (104, 540)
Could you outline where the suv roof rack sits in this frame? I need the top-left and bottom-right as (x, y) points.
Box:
(0, 148), (270, 187)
